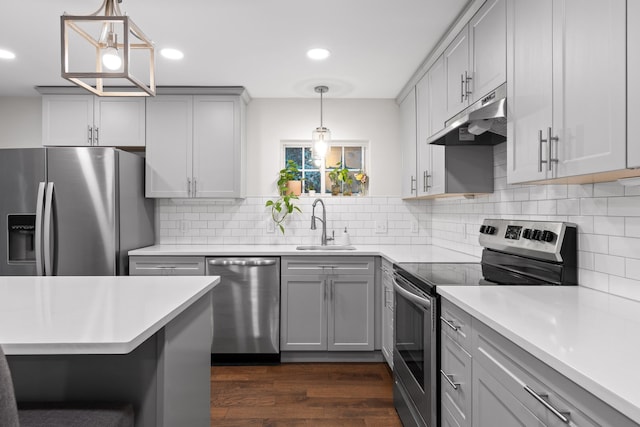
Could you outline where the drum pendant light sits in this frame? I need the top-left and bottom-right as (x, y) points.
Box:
(60, 0), (155, 96)
(312, 86), (331, 166)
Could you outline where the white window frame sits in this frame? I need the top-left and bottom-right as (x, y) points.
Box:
(281, 140), (369, 195)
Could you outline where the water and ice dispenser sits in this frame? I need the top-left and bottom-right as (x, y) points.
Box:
(8, 214), (36, 263)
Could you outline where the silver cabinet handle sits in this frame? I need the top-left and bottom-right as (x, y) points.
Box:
(35, 182), (46, 276)
(464, 71), (472, 100)
(440, 316), (459, 332)
(440, 370), (460, 390)
(538, 129), (548, 172)
(88, 125), (93, 145)
(423, 170), (431, 192)
(187, 178), (192, 197)
(194, 178), (197, 197)
(208, 259), (277, 267)
(524, 385), (570, 424)
(547, 127), (559, 171)
(410, 176), (416, 194)
(317, 265), (338, 269)
(460, 74), (465, 103)
(94, 127), (99, 145)
(43, 182), (55, 276)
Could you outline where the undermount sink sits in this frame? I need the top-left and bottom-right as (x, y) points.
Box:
(296, 245), (357, 251)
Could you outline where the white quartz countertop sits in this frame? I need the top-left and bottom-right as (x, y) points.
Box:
(437, 286), (640, 424)
(128, 244), (480, 264)
(0, 276), (219, 355)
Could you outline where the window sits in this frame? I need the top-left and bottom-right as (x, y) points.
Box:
(283, 141), (368, 195)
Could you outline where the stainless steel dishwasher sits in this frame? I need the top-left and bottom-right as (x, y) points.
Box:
(206, 257), (280, 364)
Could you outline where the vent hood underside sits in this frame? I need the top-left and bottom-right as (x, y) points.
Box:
(428, 83), (507, 146)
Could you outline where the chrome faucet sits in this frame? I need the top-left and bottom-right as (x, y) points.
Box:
(311, 198), (333, 246)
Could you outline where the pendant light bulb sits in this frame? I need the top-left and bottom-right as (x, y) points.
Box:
(312, 86), (331, 162)
(101, 31), (122, 70)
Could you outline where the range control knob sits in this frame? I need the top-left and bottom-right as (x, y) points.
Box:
(532, 229), (542, 241)
(479, 225), (487, 234)
(522, 228), (532, 240)
(484, 226), (497, 235)
(541, 230), (556, 243)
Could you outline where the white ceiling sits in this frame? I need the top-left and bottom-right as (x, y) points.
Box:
(0, 0), (470, 99)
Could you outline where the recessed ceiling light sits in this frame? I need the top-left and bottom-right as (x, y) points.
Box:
(307, 48), (330, 60)
(160, 48), (184, 60)
(0, 49), (16, 60)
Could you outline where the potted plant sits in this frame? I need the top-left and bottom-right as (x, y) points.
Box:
(265, 160), (303, 233)
(306, 181), (316, 195)
(328, 162), (353, 196)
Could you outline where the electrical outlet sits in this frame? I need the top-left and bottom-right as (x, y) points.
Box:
(375, 220), (387, 234)
(266, 220), (275, 233)
(180, 220), (189, 233)
(411, 221), (419, 233)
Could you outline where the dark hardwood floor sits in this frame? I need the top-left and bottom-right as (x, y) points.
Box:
(211, 363), (402, 426)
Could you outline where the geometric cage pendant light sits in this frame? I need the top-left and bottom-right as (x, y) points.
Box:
(311, 85), (331, 166)
(60, 0), (155, 96)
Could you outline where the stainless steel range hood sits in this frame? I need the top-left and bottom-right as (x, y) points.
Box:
(428, 83), (506, 146)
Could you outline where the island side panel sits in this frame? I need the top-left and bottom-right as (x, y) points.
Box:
(157, 290), (213, 427)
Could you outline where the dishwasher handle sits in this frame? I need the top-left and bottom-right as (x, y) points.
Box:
(208, 258), (277, 267)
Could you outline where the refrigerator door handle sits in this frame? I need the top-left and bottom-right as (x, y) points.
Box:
(43, 182), (55, 276)
(35, 182), (46, 276)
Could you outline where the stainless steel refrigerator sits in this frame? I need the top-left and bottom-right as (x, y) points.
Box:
(0, 147), (155, 276)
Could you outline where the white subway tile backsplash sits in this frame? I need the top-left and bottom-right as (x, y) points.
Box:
(626, 258), (640, 281)
(608, 196), (640, 217)
(609, 236), (640, 260)
(594, 253), (625, 275)
(626, 217), (640, 238)
(580, 198), (608, 215)
(579, 234), (609, 254)
(593, 182), (625, 197)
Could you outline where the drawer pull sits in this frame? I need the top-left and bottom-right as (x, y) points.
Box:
(440, 370), (460, 390)
(524, 385), (570, 424)
(440, 317), (459, 332)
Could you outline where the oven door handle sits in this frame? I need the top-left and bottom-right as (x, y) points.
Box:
(393, 278), (431, 310)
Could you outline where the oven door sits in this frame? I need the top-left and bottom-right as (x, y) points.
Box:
(392, 272), (437, 427)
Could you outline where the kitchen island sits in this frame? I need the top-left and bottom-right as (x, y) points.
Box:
(0, 275), (219, 427)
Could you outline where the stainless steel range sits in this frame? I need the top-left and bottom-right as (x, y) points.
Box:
(392, 219), (578, 427)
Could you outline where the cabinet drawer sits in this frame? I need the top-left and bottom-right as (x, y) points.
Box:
(129, 256), (205, 276)
(473, 320), (636, 427)
(441, 298), (472, 353)
(281, 256), (375, 275)
(441, 331), (471, 427)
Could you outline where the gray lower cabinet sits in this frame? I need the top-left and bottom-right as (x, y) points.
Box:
(280, 256), (375, 351)
(441, 297), (638, 427)
(129, 256), (205, 276)
(380, 258), (394, 368)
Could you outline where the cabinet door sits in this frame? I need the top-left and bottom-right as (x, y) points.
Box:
(416, 73), (431, 197)
(327, 275), (374, 351)
(42, 95), (93, 146)
(400, 88), (417, 198)
(473, 361), (545, 427)
(469, 0), (506, 102)
(280, 275), (327, 351)
(441, 332), (471, 427)
(428, 55), (448, 136)
(506, 0), (554, 184)
(630, 0), (640, 168)
(553, 0), (626, 177)
(192, 96), (243, 198)
(94, 98), (146, 147)
(145, 95), (193, 198)
(444, 28), (470, 118)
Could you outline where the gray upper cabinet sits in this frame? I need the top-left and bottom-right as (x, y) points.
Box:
(145, 91), (247, 198)
(507, 0), (631, 184)
(400, 88), (417, 198)
(280, 257), (375, 352)
(42, 95), (145, 147)
(629, 1), (640, 169)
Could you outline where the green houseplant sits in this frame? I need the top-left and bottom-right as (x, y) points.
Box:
(328, 162), (353, 196)
(265, 160), (303, 233)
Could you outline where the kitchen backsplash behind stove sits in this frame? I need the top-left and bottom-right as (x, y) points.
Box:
(429, 143), (640, 302)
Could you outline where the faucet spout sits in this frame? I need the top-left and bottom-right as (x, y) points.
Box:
(310, 198), (331, 245)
